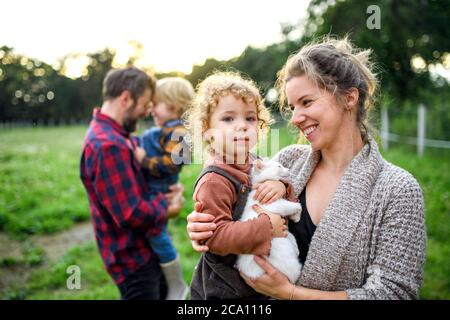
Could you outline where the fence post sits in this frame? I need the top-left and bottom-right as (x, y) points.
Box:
(417, 104), (426, 157)
(381, 106), (389, 150)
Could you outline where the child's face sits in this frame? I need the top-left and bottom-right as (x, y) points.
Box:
(150, 101), (179, 127)
(206, 94), (259, 163)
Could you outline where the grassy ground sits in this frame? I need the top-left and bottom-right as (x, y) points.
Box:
(0, 125), (448, 299)
(0, 126), (88, 237)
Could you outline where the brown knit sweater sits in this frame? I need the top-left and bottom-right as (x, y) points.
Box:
(193, 155), (274, 256)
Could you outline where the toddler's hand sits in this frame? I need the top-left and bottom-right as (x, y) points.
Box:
(252, 204), (288, 238)
(134, 147), (146, 164)
(253, 180), (287, 204)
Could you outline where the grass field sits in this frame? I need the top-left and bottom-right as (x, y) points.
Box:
(0, 125), (448, 299)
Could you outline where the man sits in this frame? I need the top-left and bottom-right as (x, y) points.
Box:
(80, 67), (181, 299)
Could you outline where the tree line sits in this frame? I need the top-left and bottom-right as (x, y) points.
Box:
(0, 0), (448, 137)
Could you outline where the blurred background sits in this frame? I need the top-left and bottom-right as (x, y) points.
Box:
(0, 0), (448, 299)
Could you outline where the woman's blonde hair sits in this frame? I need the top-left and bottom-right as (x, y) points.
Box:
(276, 35), (378, 145)
(154, 77), (194, 116)
(184, 71), (273, 147)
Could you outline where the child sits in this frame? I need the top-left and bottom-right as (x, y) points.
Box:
(184, 71), (297, 299)
(134, 77), (194, 300)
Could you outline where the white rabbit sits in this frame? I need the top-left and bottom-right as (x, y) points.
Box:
(236, 159), (302, 284)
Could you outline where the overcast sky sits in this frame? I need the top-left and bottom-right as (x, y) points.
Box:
(0, 0), (310, 76)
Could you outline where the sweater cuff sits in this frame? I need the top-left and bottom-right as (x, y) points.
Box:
(345, 288), (367, 300)
(280, 180), (298, 202)
(254, 213), (273, 256)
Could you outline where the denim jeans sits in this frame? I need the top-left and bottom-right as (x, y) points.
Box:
(150, 223), (177, 264)
(118, 258), (167, 300)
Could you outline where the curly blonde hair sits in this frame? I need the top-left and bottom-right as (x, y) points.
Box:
(184, 71), (273, 148)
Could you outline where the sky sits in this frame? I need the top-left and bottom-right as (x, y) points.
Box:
(0, 0), (310, 77)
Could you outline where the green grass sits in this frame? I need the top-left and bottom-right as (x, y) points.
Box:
(0, 126), (89, 237)
(5, 242), (119, 300)
(381, 143), (450, 299)
(0, 125), (448, 299)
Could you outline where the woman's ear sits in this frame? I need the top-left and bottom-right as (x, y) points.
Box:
(345, 88), (359, 110)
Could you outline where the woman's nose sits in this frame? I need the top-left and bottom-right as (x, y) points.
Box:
(292, 109), (307, 126)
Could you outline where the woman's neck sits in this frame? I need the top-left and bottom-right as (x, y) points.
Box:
(319, 128), (364, 174)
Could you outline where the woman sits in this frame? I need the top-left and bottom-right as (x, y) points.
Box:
(186, 37), (426, 300)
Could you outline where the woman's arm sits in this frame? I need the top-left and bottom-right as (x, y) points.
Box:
(345, 176), (426, 299)
(186, 202), (289, 254)
(241, 256), (347, 300)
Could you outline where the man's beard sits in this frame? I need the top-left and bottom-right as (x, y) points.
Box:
(123, 103), (139, 133)
(123, 115), (138, 133)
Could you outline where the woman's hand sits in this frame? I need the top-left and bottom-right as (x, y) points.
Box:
(240, 256), (293, 300)
(253, 180), (287, 204)
(242, 239), (349, 300)
(186, 202), (216, 252)
(252, 204), (288, 238)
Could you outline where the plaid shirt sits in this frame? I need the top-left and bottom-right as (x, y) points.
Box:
(80, 109), (168, 284)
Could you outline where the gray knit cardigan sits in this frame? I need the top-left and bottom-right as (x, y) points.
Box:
(272, 138), (426, 299)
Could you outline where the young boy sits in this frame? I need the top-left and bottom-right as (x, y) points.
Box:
(134, 77), (194, 300)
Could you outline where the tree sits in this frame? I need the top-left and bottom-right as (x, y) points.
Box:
(302, 0), (450, 104)
(78, 48), (115, 119)
(186, 58), (232, 87)
(0, 46), (63, 123)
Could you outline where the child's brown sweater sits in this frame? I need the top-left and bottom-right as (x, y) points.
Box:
(193, 155), (297, 257)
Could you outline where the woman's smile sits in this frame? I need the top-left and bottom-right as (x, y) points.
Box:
(302, 124), (319, 141)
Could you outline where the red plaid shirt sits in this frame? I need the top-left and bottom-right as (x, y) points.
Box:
(80, 109), (168, 284)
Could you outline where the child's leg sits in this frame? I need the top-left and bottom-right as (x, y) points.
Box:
(150, 224), (188, 300)
(150, 224), (177, 263)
